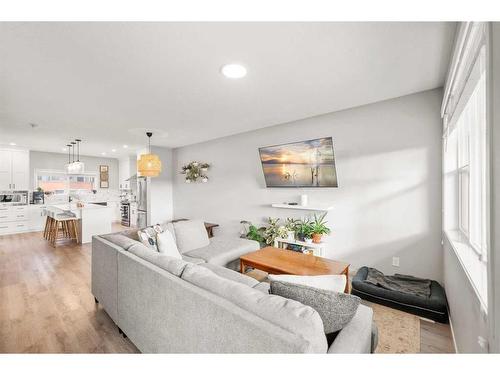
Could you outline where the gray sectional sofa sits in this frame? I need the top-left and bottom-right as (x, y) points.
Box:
(91, 225), (375, 353)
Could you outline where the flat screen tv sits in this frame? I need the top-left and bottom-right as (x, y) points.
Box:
(259, 137), (338, 188)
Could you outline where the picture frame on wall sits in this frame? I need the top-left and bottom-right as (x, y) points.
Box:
(100, 165), (109, 188)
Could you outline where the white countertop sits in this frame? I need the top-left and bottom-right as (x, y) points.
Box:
(48, 203), (109, 211)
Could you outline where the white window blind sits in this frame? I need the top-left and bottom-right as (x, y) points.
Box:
(442, 22), (489, 306)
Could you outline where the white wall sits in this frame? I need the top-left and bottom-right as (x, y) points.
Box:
(147, 146), (174, 224)
(443, 237), (488, 352)
(173, 89), (443, 281)
(29, 150), (119, 190)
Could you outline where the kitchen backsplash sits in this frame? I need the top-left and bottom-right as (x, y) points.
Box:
(43, 190), (121, 204)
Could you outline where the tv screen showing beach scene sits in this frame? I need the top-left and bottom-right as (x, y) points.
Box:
(259, 137), (338, 187)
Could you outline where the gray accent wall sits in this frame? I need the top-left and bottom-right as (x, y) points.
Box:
(29, 150), (119, 190)
(172, 89), (443, 282)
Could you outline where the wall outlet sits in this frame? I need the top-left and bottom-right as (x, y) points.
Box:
(392, 257), (400, 267)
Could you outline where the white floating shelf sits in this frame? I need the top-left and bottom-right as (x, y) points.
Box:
(275, 237), (324, 249)
(271, 203), (333, 212)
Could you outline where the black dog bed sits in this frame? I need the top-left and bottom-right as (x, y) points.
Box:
(351, 267), (449, 323)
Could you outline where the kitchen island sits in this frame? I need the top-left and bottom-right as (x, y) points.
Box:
(47, 203), (112, 244)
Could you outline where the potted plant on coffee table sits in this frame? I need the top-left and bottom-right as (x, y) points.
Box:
(310, 213), (331, 244)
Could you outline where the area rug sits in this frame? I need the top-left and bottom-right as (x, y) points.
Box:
(364, 301), (420, 353)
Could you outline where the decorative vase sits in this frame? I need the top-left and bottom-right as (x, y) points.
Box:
(312, 233), (322, 244)
(287, 230), (295, 241)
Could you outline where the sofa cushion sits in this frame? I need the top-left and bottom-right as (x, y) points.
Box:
(157, 230), (182, 259)
(268, 274), (346, 293)
(127, 243), (188, 277)
(327, 304), (374, 354)
(184, 236), (260, 267)
(160, 222), (176, 243)
(100, 233), (139, 251)
(199, 263), (259, 288)
(173, 220), (210, 253)
(181, 254), (206, 264)
(118, 229), (140, 241)
(181, 263), (327, 353)
(253, 281), (270, 294)
(270, 279), (361, 334)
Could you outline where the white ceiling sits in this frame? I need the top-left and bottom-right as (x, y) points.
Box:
(0, 22), (456, 158)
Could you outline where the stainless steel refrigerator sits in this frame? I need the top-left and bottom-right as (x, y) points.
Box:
(136, 176), (148, 228)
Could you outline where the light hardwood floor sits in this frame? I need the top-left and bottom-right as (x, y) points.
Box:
(0, 227), (454, 353)
(0, 224), (138, 353)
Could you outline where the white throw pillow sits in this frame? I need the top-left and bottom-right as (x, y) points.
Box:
(267, 274), (347, 293)
(172, 220), (209, 253)
(156, 230), (182, 259)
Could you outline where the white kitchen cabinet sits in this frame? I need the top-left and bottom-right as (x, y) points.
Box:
(11, 150), (30, 190)
(0, 205), (30, 235)
(0, 150), (12, 190)
(29, 205), (47, 231)
(108, 201), (121, 222)
(0, 149), (30, 190)
(119, 156), (137, 190)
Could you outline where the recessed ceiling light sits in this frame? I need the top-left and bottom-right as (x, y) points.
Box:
(221, 64), (247, 79)
(9, 142), (16, 146)
(101, 152), (106, 156)
(62, 147), (68, 152)
(123, 145), (128, 149)
(111, 149), (116, 152)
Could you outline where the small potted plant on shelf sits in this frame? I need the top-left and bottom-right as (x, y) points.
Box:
(284, 217), (300, 241)
(263, 217), (286, 245)
(310, 213), (331, 244)
(295, 219), (312, 242)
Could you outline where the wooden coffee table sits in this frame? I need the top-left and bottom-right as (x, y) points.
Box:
(240, 246), (350, 293)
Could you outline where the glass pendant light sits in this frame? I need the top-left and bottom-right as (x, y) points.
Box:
(72, 139), (85, 174)
(64, 143), (73, 174)
(64, 139), (85, 174)
(137, 132), (162, 177)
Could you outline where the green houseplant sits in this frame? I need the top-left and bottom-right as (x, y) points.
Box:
(246, 224), (266, 245)
(310, 213), (331, 243)
(240, 220), (266, 247)
(284, 217), (300, 240)
(263, 217), (288, 245)
(295, 219), (313, 242)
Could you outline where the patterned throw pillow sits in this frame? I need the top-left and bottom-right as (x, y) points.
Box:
(137, 226), (163, 251)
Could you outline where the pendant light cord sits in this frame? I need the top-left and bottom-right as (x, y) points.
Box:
(146, 132), (153, 153)
(76, 139), (81, 162)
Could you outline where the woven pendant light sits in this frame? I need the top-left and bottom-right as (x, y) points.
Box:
(137, 132), (162, 177)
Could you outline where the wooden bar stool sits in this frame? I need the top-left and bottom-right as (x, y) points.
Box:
(46, 209), (79, 247)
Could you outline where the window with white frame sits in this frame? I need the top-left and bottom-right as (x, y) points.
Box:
(442, 23), (489, 306)
(35, 170), (97, 195)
